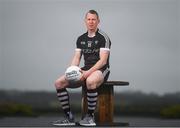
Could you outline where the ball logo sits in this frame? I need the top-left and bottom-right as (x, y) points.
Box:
(66, 71), (78, 76)
(65, 66), (82, 83)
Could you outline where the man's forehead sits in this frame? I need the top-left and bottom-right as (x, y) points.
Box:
(86, 13), (98, 19)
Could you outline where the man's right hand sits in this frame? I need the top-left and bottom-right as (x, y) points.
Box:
(79, 70), (86, 81)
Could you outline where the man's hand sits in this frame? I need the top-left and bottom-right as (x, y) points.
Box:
(79, 70), (91, 81)
(83, 70), (92, 79)
(79, 75), (85, 81)
(79, 70), (85, 81)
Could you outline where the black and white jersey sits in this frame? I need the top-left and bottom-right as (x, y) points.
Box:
(76, 29), (111, 70)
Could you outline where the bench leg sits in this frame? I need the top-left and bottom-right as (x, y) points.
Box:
(95, 84), (114, 124)
(82, 84), (114, 124)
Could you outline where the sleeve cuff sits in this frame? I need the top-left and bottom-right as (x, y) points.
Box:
(100, 48), (110, 51)
(75, 48), (81, 52)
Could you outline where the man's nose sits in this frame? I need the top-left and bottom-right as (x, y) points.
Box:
(89, 20), (93, 23)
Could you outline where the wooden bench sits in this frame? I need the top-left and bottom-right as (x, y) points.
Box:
(82, 81), (129, 125)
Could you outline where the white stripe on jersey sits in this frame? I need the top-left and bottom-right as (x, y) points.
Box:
(98, 29), (110, 49)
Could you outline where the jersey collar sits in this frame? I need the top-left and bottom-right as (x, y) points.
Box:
(87, 28), (99, 38)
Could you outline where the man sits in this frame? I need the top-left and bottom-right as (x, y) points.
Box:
(53, 10), (111, 126)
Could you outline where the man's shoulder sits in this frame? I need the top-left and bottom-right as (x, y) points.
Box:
(78, 32), (88, 40)
(97, 29), (110, 39)
(97, 29), (111, 47)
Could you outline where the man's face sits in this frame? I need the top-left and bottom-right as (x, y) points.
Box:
(85, 13), (99, 31)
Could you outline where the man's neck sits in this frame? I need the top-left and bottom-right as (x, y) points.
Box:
(88, 28), (98, 37)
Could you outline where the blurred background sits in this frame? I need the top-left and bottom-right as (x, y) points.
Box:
(0, 0), (180, 119)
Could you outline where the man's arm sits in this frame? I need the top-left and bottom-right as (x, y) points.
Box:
(83, 49), (110, 78)
(70, 49), (82, 66)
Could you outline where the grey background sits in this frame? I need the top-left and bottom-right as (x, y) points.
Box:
(0, 0), (179, 95)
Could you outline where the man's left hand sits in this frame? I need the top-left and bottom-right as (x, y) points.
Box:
(82, 70), (91, 79)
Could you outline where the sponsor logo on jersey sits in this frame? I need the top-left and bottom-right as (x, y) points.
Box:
(81, 41), (86, 45)
(82, 49), (99, 54)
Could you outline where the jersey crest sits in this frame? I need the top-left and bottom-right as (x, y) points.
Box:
(87, 41), (92, 47)
(95, 40), (98, 45)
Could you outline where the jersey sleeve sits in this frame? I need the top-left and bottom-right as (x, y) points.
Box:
(76, 37), (82, 52)
(100, 35), (111, 51)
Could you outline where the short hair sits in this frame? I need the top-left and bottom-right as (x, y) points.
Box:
(85, 10), (99, 19)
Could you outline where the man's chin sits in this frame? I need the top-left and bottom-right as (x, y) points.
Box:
(89, 28), (96, 31)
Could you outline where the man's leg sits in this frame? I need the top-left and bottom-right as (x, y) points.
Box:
(79, 70), (104, 126)
(86, 70), (104, 115)
(54, 75), (73, 118)
(53, 75), (75, 126)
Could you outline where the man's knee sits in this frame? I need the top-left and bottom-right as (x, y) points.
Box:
(54, 79), (61, 89)
(54, 76), (67, 89)
(86, 75), (103, 89)
(86, 77), (96, 89)
(86, 77), (95, 86)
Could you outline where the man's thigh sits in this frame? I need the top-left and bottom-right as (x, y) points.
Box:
(56, 75), (83, 88)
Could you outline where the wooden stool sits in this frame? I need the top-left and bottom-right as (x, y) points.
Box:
(82, 81), (129, 125)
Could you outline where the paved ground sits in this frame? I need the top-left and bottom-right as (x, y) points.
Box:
(0, 116), (180, 127)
